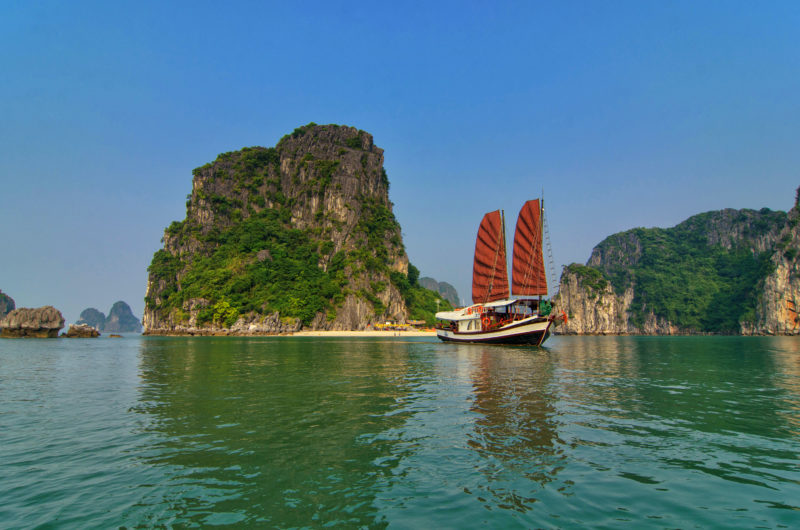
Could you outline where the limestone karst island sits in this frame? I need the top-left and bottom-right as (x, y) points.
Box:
(76, 301), (142, 333)
(554, 189), (800, 335)
(3, 123), (800, 340)
(144, 123), (452, 335)
(142, 122), (800, 337)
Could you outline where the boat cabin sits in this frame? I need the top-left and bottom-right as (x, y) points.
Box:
(435, 298), (552, 333)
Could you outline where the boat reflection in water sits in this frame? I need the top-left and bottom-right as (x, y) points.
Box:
(461, 344), (566, 510)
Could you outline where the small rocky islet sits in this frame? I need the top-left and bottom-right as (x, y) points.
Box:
(65, 324), (101, 338)
(0, 306), (64, 338)
(0, 294), (142, 338)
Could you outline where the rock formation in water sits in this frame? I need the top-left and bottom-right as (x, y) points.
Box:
(554, 188), (800, 335)
(0, 290), (15, 319)
(65, 324), (101, 338)
(76, 302), (142, 332)
(0, 306), (65, 338)
(144, 123), (449, 335)
(104, 301), (142, 332)
(76, 308), (106, 329)
(419, 277), (460, 307)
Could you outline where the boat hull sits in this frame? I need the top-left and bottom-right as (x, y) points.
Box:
(436, 317), (552, 345)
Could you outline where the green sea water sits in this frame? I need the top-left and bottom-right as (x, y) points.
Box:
(1, 335), (798, 528)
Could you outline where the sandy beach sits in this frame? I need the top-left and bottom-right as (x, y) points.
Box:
(292, 329), (437, 337)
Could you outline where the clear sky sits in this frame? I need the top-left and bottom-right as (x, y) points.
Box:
(2, 1), (799, 323)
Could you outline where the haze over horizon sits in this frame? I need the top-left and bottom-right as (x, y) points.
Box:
(2, 1), (799, 324)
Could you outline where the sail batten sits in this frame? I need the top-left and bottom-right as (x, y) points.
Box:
(512, 199), (547, 296)
(472, 210), (509, 304)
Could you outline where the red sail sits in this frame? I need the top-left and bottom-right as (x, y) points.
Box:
(512, 199), (547, 296)
(472, 210), (509, 304)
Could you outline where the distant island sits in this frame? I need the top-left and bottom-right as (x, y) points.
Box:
(554, 187), (800, 335)
(419, 277), (461, 307)
(144, 123), (452, 335)
(419, 278), (460, 307)
(0, 289), (15, 319)
(76, 301), (142, 333)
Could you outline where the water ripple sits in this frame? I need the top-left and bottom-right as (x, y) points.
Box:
(1, 335), (799, 527)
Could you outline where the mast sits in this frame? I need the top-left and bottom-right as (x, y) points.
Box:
(495, 210), (506, 299)
(538, 198), (543, 305)
(542, 196), (557, 299)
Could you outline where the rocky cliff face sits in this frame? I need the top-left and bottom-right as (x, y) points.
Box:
(144, 124), (411, 334)
(65, 324), (100, 338)
(554, 191), (800, 335)
(0, 306), (65, 338)
(0, 290), (15, 319)
(742, 206), (800, 335)
(554, 266), (682, 335)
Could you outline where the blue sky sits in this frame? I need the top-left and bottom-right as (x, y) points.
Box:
(2, 1), (799, 323)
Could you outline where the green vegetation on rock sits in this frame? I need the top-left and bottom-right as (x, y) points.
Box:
(391, 264), (453, 324)
(145, 124), (448, 331)
(149, 208), (348, 325)
(565, 264), (608, 296)
(569, 208), (784, 333)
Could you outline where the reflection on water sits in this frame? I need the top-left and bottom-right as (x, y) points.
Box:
(556, 336), (799, 439)
(1, 335), (798, 528)
(467, 345), (564, 509)
(131, 337), (419, 527)
(127, 336), (800, 527)
(550, 336), (800, 526)
(768, 337), (800, 437)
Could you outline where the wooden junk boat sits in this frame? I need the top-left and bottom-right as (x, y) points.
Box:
(435, 199), (566, 345)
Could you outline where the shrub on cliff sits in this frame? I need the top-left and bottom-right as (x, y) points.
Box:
(565, 264), (607, 295)
(391, 264), (453, 324)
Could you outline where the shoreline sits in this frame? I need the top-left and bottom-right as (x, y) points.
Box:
(130, 330), (788, 338)
(142, 329), (438, 337)
(293, 329), (437, 337)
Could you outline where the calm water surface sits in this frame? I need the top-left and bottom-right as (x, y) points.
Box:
(1, 335), (798, 528)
